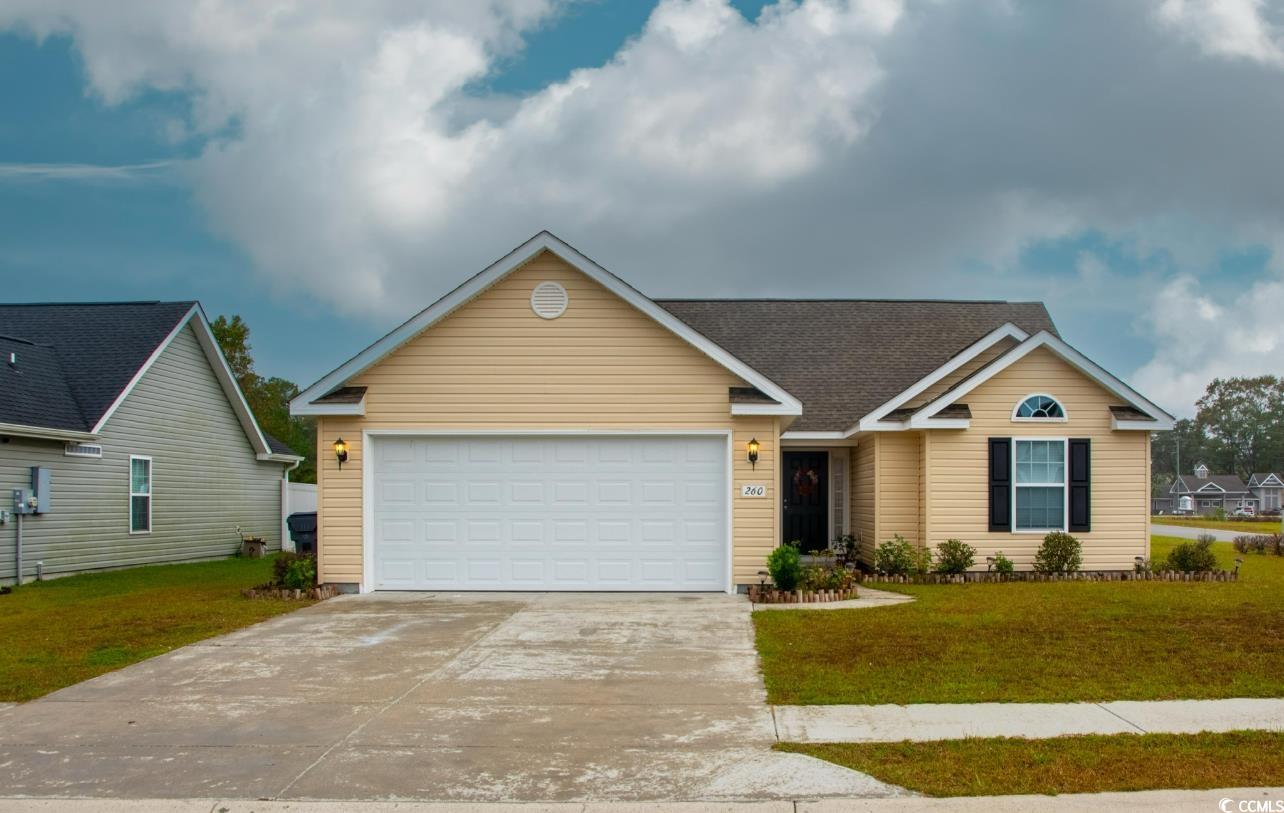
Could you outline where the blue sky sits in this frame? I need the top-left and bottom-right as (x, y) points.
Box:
(2, 0), (1283, 415)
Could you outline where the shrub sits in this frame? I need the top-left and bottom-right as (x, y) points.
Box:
(875, 535), (916, 576)
(1033, 531), (1082, 574)
(1233, 535), (1254, 554)
(934, 538), (976, 574)
(1165, 535), (1218, 573)
(1235, 534), (1283, 555)
(1212, 506), (1227, 521)
(799, 564), (858, 592)
(272, 552), (316, 589)
(767, 544), (803, 590)
(991, 551), (1014, 577)
(912, 544), (934, 575)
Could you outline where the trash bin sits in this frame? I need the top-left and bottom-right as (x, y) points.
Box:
(287, 511), (318, 556)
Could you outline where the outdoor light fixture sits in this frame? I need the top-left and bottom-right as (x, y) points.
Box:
(334, 437), (349, 469)
(747, 437), (760, 469)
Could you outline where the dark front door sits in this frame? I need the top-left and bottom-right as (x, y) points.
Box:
(783, 451), (828, 551)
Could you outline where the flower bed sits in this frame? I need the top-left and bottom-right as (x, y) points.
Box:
(858, 570), (1238, 584)
(748, 585), (860, 604)
(243, 583), (340, 600)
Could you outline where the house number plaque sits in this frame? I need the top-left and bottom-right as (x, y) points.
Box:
(740, 483), (767, 497)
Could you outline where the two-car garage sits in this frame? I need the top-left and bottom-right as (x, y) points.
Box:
(369, 434), (730, 592)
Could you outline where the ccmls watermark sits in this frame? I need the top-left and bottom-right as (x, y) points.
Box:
(1219, 799), (1284, 813)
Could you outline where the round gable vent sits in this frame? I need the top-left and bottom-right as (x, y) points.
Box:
(531, 281), (569, 319)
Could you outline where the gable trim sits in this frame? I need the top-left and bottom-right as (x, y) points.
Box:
(908, 331), (1176, 430)
(289, 231), (803, 417)
(1196, 482), (1226, 493)
(855, 323), (1029, 433)
(1255, 474), (1284, 488)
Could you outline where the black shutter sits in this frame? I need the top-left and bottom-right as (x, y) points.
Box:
(1069, 438), (1091, 532)
(989, 437), (1012, 532)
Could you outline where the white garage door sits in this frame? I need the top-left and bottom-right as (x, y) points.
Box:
(371, 435), (728, 591)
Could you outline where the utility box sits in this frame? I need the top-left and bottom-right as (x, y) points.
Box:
(31, 466), (50, 514)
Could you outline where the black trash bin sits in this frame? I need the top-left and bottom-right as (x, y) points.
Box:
(286, 511), (318, 556)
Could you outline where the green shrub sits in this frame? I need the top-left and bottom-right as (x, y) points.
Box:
(1234, 534), (1283, 555)
(767, 544), (803, 590)
(1033, 531), (1082, 574)
(875, 535), (915, 576)
(991, 551), (1014, 577)
(934, 539), (976, 574)
(271, 552), (316, 589)
(1165, 535), (1219, 573)
(799, 564), (858, 592)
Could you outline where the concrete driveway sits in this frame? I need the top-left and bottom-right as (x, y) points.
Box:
(0, 592), (899, 803)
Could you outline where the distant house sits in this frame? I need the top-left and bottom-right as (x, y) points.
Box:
(0, 302), (302, 585)
(1247, 472), (1284, 514)
(1159, 463), (1258, 515)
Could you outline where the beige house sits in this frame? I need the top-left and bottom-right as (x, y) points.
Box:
(291, 232), (1173, 593)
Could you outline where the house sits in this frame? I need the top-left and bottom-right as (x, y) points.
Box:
(1247, 472), (1284, 514)
(290, 232), (1173, 593)
(1164, 464), (1258, 515)
(0, 302), (303, 584)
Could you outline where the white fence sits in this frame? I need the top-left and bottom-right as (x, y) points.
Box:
(281, 480), (318, 552)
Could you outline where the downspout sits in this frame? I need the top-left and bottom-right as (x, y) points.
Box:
(14, 511), (22, 586)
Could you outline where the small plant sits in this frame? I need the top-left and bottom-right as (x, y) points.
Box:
(912, 544), (934, 575)
(1165, 535), (1218, 573)
(272, 552), (316, 589)
(1212, 506), (1227, 521)
(767, 544), (803, 591)
(934, 538), (976, 574)
(875, 535), (916, 576)
(1033, 531), (1082, 574)
(832, 533), (859, 565)
(1234, 533), (1283, 555)
(991, 551), (1014, 577)
(799, 564), (858, 592)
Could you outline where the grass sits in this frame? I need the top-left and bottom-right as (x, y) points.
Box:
(753, 537), (1284, 704)
(0, 556), (311, 702)
(777, 731), (1284, 797)
(1152, 516), (1282, 534)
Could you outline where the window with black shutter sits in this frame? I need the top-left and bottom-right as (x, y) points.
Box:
(989, 437), (1012, 532)
(1069, 438), (1091, 532)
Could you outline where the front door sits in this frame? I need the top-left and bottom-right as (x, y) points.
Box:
(783, 451), (828, 551)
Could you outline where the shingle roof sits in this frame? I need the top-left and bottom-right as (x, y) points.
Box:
(1173, 474), (1248, 494)
(0, 302), (195, 432)
(1109, 405), (1154, 421)
(1248, 473), (1283, 487)
(728, 386), (776, 404)
(655, 300), (1058, 432)
(312, 386), (367, 405)
(263, 433), (297, 457)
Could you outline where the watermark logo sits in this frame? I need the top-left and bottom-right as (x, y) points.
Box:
(1220, 799), (1284, 813)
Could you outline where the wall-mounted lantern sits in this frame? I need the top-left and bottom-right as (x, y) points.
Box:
(334, 437), (349, 469)
(747, 437), (760, 470)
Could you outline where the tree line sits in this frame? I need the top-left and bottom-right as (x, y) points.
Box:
(1152, 376), (1284, 488)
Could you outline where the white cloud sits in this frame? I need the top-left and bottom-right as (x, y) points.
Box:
(1156, 0), (1284, 66)
(0, 161), (179, 181)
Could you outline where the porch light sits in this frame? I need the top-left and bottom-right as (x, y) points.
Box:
(334, 437), (349, 469)
(747, 437), (760, 470)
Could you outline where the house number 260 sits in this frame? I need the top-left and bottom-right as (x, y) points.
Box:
(741, 484), (766, 497)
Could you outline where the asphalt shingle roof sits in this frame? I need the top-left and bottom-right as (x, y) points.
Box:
(655, 299), (1058, 432)
(1173, 474), (1249, 494)
(0, 302), (195, 432)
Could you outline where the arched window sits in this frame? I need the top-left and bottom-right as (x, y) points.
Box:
(1013, 394), (1066, 421)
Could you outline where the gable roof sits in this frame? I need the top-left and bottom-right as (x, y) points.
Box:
(1172, 474), (1248, 494)
(1248, 472), (1284, 488)
(0, 302), (299, 462)
(291, 231), (803, 417)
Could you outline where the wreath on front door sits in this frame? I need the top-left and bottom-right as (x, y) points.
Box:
(793, 466), (819, 498)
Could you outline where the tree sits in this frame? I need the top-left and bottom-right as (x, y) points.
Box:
(211, 314), (316, 482)
(1151, 417), (1208, 479)
(1195, 376), (1284, 479)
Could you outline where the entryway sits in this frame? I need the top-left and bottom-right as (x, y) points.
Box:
(783, 450), (829, 549)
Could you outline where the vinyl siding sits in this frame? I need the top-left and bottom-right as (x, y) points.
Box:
(876, 431), (921, 546)
(0, 325), (284, 583)
(315, 250), (779, 586)
(923, 346), (1149, 569)
(851, 437), (876, 561)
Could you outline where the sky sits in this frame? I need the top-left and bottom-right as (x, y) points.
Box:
(1, 0), (1283, 418)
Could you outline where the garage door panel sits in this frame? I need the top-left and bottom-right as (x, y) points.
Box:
(372, 435), (727, 591)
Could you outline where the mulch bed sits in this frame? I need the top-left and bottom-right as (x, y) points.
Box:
(243, 584), (340, 600)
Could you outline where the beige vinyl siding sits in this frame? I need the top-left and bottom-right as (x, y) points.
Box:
(0, 325), (284, 583)
(923, 345), (1148, 569)
(315, 250), (778, 586)
(876, 431), (921, 546)
(851, 437), (876, 562)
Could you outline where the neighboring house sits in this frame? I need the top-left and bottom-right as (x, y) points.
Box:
(291, 232), (1173, 593)
(0, 302), (302, 584)
(1164, 464), (1258, 515)
(1247, 472), (1284, 514)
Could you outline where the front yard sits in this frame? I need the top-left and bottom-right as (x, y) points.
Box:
(779, 731), (1284, 797)
(0, 556), (310, 702)
(1151, 516), (1282, 534)
(754, 536), (1284, 704)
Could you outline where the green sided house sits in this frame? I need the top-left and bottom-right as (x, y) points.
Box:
(291, 232), (1173, 593)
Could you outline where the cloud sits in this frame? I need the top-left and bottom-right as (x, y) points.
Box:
(0, 160), (179, 181)
(4, 0), (1284, 408)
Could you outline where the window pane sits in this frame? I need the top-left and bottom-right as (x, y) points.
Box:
(131, 495), (150, 532)
(131, 459), (150, 494)
(1016, 486), (1064, 530)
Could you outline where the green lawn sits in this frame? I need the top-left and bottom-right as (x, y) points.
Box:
(778, 731), (1284, 797)
(754, 537), (1284, 704)
(1152, 516), (1282, 534)
(0, 556), (310, 702)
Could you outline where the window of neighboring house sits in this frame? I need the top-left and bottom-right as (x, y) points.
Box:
(1265, 490), (1281, 511)
(1014, 439), (1066, 531)
(1014, 394), (1066, 420)
(130, 456), (152, 534)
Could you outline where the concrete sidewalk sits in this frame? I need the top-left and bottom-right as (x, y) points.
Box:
(774, 698), (1284, 742)
(2, 788), (1282, 812)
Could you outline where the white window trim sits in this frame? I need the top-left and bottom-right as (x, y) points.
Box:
(129, 455), (153, 535)
(1011, 437), (1069, 534)
(1011, 393), (1069, 423)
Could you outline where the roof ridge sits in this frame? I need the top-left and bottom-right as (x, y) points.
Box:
(0, 300), (191, 307)
(654, 297), (1038, 304)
